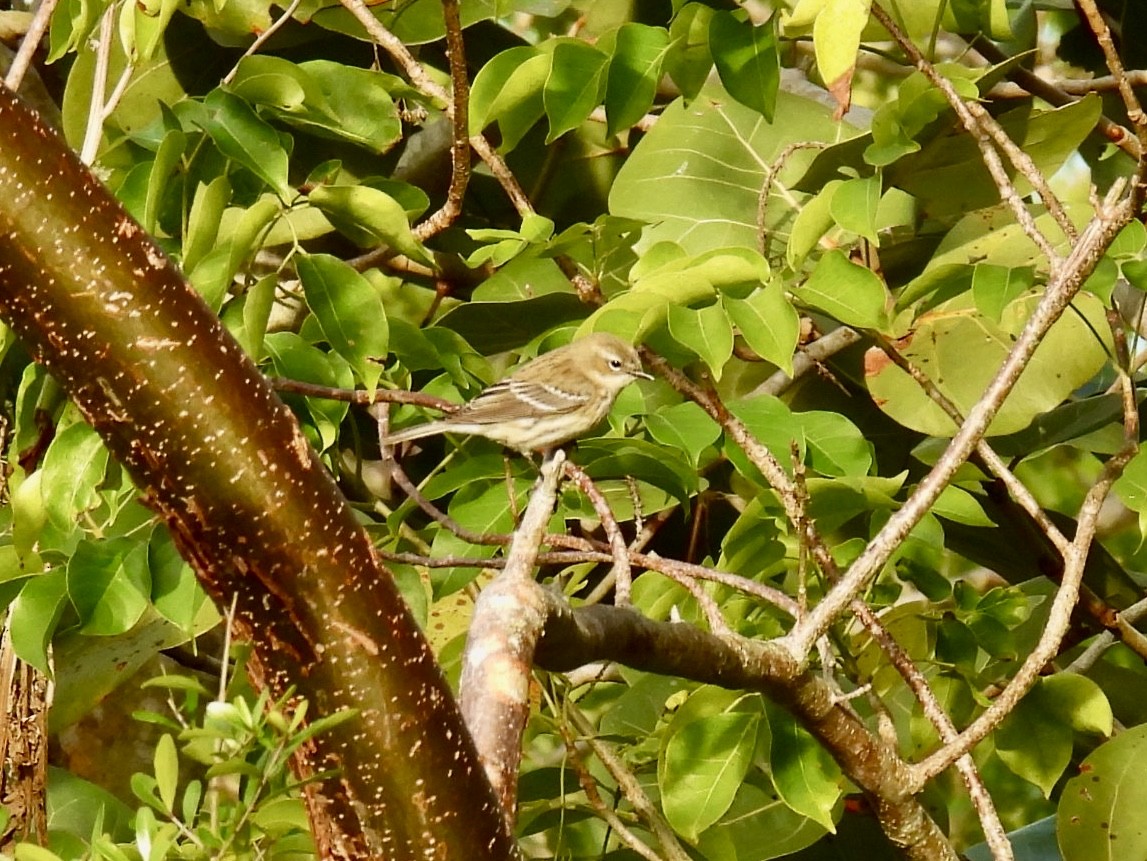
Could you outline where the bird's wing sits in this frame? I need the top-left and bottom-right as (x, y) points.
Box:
(454, 378), (591, 423)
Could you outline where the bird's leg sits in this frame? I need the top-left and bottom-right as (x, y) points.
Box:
(503, 453), (520, 524)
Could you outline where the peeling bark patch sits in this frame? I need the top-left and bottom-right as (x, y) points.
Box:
(135, 336), (182, 351)
(115, 216), (139, 239)
(332, 620), (382, 656)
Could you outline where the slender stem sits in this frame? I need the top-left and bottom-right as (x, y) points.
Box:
(412, 0), (471, 240)
(80, 5), (116, 165)
(872, 2), (1068, 262)
(221, 0), (305, 86)
(3, 0), (59, 92)
(787, 184), (1132, 657)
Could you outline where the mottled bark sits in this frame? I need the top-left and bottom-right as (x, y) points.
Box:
(0, 85), (516, 861)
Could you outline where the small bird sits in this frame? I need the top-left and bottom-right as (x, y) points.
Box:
(381, 333), (652, 453)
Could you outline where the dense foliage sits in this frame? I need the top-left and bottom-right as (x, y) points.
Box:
(3, 0), (1147, 859)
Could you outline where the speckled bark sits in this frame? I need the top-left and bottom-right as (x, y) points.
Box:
(0, 85), (516, 861)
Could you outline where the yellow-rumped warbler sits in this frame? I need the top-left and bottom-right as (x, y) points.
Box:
(381, 333), (652, 453)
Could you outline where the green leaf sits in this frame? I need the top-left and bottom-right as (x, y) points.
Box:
(142, 128), (186, 235)
(659, 689), (762, 842)
(719, 497), (785, 578)
(645, 401), (722, 466)
(932, 486), (994, 527)
(996, 684), (1075, 797)
(264, 333), (353, 451)
(180, 0), (273, 44)
(723, 282), (800, 375)
(697, 777), (830, 861)
(9, 570), (70, 675)
(1115, 449), (1147, 536)
(543, 39), (608, 142)
(1108, 219), (1146, 258)
(1082, 254), (1118, 305)
(599, 674), (689, 738)
(866, 293), (1112, 436)
(1058, 724), (1147, 860)
(44, 767), (134, 844)
(14, 845), (65, 861)
(66, 538), (151, 636)
(435, 292), (587, 354)
(119, 0), (179, 62)
(610, 81), (852, 256)
(971, 263), (1035, 323)
(664, 3), (713, 100)
(797, 250), (889, 329)
(766, 702), (842, 831)
(308, 185), (432, 265)
(605, 23), (669, 136)
(296, 254), (387, 393)
(251, 798), (309, 835)
(709, 11), (780, 121)
(666, 302), (734, 379)
(154, 734), (179, 812)
(298, 60), (403, 153)
(40, 421), (110, 532)
(468, 46), (549, 152)
(799, 410), (873, 477)
(897, 98), (1102, 220)
(224, 194), (282, 279)
(813, 0), (872, 109)
(310, 0), (498, 46)
(227, 54), (315, 112)
(578, 439), (698, 510)
(806, 475), (904, 530)
(225, 273), (277, 361)
(149, 529), (212, 636)
(830, 174), (881, 244)
(1042, 674), (1113, 736)
(198, 90), (293, 200)
(787, 180), (840, 269)
(182, 175), (231, 274)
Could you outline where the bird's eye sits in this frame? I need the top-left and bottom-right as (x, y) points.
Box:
(609, 358), (623, 370)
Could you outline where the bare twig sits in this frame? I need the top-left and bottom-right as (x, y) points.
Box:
(1065, 595), (1147, 673)
(221, 0), (305, 86)
(335, 0), (533, 216)
(562, 460), (632, 604)
(869, 333), (1072, 557)
(758, 141), (826, 257)
(79, 6), (116, 166)
(411, 0), (470, 240)
(1075, 0), (1147, 207)
(458, 449), (567, 826)
(871, 3), (1071, 257)
(973, 37), (1141, 160)
(4, 0), (58, 92)
(555, 723), (664, 861)
(990, 70), (1147, 97)
(912, 362), (1139, 785)
(852, 602), (1013, 861)
(270, 376), (457, 412)
(788, 183), (1132, 657)
(565, 704), (692, 861)
(752, 326), (862, 398)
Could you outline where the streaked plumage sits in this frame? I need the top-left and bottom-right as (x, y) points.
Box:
(381, 333), (652, 453)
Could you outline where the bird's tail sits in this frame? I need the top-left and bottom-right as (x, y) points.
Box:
(379, 421), (447, 447)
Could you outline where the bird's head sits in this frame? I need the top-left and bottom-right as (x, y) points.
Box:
(578, 333), (653, 393)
